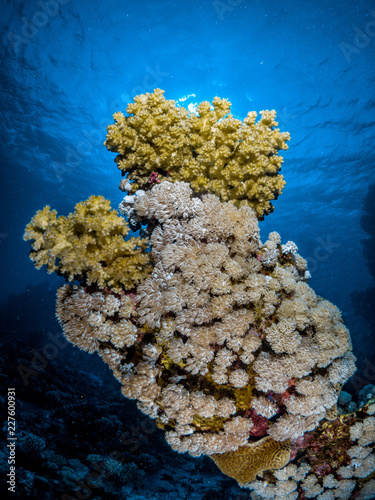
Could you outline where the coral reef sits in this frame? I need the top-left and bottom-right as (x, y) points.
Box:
(105, 89), (290, 219)
(243, 397), (375, 499)
(23, 89), (375, 498)
(24, 195), (151, 291)
(55, 181), (355, 467)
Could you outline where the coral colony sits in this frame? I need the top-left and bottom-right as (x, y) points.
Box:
(24, 89), (375, 499)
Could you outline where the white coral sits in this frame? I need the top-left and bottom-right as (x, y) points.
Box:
(229, 369), (249, 388)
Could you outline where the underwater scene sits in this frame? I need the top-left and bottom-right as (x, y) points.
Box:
(1, 0), (375, 498)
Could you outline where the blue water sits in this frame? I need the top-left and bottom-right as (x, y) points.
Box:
(0, 0), (374, 498)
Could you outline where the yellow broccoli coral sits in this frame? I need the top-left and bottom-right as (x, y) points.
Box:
(105, 89), (290, 219)
(23, 195), (151, 291)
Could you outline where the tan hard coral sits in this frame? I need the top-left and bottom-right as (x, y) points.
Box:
(105, 89), (290, 219)
(210, 436), (291, 485)
(24, 195), (151, 291)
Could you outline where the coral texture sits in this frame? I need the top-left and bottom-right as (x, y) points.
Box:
(56, 284), (138, 355)
(244, 398), (375, 498)
(55, 181), (355, 463)
(210, 436), (291, 485)
(24, 90), (375, 496)
(24, 195), (151, 291)
(105, 89), (290, 219)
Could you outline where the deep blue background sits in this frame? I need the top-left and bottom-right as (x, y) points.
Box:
(0, 0), (375, 471)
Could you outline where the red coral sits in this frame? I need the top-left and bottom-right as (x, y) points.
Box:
(279, 390), (292, 401)
(147, 171), (161, 187)
(269, 390), (291, 406)
(315, 463), (331, 476)
(290, 434), (307, 460)
(297, 488), (306, 500)
(248, 409), (269, 437)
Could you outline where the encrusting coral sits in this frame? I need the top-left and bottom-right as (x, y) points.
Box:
(210, 436), (292, 485)
(244, 398), (375, 499)
(24, 89), (375, 497)
(23, 195), (151, 291)
(105, 88), (290, 219)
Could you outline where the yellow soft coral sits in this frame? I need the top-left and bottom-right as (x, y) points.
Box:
(105, 89), (290, 219)
(24, 195), (151, 291)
